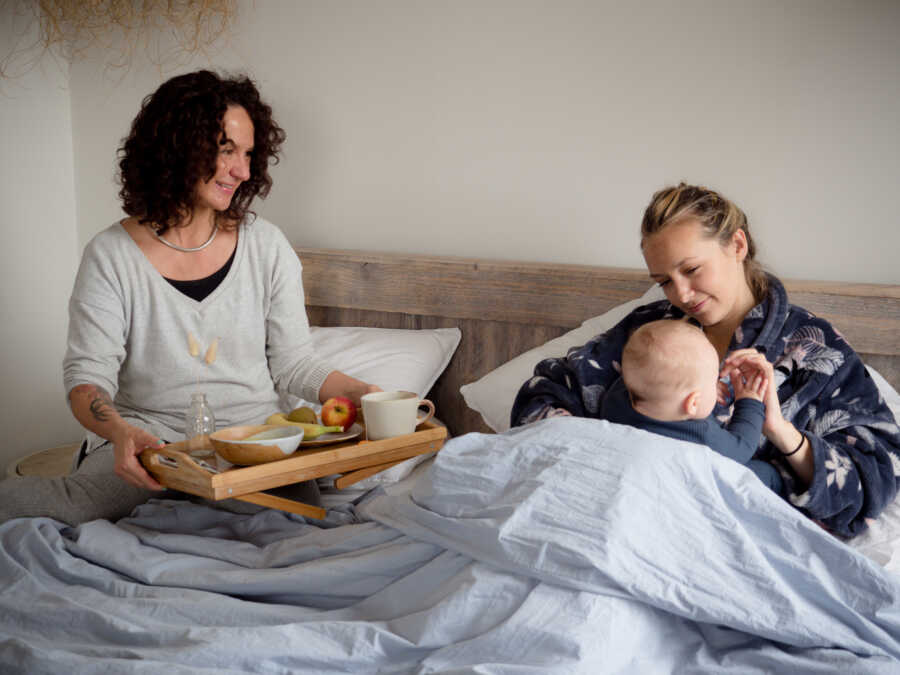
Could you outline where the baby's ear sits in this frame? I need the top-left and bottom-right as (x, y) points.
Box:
(683, 391), (699, 416)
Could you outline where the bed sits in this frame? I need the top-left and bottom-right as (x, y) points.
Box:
(1, 247), (899, 673)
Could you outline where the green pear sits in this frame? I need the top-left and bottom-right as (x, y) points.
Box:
(286, 406), (317, 424)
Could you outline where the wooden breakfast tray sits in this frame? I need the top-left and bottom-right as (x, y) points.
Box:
(140, 420), (447, 520)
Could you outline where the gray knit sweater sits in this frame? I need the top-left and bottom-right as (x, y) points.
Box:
(63, 216), (336, 452)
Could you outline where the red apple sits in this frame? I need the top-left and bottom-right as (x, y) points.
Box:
(320, 396), (357, 431)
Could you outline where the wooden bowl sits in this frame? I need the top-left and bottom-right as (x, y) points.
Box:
(209, 425), (305, 465)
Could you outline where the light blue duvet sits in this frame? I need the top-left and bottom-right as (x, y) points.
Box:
(1, 417), (898, 673)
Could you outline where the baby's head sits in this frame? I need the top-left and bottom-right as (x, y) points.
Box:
(621, 320), (719, 421)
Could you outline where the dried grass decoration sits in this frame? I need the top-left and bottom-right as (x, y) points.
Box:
(1, 0), (237, 78)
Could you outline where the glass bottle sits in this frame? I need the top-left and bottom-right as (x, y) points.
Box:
(185, 392), (216, 459)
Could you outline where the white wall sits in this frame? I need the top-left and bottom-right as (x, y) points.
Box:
(2, 0), (898, 469)
(0, 11), (83, 469)
(71, 0), (900, 283)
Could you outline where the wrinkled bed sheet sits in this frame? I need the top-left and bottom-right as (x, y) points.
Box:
(1, 417), (899, 673)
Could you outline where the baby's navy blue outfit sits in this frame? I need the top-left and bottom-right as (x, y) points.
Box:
(601, 378), (783, 493)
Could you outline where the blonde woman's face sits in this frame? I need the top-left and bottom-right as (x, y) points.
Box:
(642, 219), (750, 329)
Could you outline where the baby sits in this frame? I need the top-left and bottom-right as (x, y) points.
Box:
(601, 319), (782, 493)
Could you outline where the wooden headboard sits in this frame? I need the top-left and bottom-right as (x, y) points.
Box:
(298, 247), (900, 438)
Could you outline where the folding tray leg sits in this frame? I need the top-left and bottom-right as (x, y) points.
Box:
(233, 492), (326, 519)
(334, 460), (406, 489)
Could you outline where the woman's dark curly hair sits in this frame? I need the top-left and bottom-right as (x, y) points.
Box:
(117, 70), (286, 233)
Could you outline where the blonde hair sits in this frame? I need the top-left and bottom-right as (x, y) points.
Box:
(641, 182), (768, 301)
(622, 320), (716, 405)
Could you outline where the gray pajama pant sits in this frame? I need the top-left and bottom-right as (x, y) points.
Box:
(0, 443), (321, 526)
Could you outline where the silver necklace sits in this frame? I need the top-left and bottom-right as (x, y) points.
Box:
(153, 225), (218, 252)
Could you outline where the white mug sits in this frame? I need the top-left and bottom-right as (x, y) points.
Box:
(361, 391), (435, 441)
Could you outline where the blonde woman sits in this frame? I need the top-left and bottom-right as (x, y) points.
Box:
(511, 183), (900, 538)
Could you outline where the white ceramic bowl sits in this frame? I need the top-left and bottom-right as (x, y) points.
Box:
(209, 425), (305, 465)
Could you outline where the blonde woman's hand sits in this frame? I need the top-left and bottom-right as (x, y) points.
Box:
(111, 423), (165, 491)
(721, 348), (786, 439)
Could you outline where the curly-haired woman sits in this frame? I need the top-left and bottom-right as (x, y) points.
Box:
(511, 183), (900, 538)
(0, 70), (377, 524)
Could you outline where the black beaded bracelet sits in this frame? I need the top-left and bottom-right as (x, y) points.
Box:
(781, 432), (806, 457)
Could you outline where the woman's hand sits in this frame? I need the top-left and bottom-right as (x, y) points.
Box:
(721, 349), (786, 440)
(110, 423), (165, 491)
(69, 383), (164, 490)
(320, 371), (382, 408)
(362, 383), (382, 397)
(722, 348), (813, 484)
(347, 382), (382, 407)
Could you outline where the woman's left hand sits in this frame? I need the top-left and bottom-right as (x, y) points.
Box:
(722, 348), (813, 484)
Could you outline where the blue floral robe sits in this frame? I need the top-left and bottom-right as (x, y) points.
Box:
(510, 275), (900, 538)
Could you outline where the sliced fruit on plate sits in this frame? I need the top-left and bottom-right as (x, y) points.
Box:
(264, 413), (343, 439)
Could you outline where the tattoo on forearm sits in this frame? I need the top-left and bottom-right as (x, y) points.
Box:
(78, 385), (116, 423)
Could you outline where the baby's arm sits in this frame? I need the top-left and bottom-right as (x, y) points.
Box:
(710, 363), (768, 465)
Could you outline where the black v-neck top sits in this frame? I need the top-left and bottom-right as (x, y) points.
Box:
(164, 247), (236, 301)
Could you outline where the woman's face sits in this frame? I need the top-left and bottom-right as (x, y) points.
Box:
(193, 105), (254, 215)
(642, 219), (751, 329)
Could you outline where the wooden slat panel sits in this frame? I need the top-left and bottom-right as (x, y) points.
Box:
(783, 280), (900, 299)
(297, 247), (651, 327)
(783, 286), (900, 356)
(299, 248), (900, 355)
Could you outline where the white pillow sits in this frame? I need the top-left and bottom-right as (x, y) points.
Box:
(460, 284), (664, 432)
(295, 326), (460, 499)
(281, 325), (460, 416)
(311, 326), (461, 398)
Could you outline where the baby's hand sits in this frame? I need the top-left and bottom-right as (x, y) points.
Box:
(728, 365), (767, 403)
